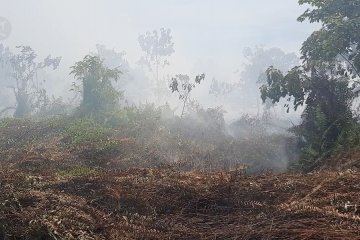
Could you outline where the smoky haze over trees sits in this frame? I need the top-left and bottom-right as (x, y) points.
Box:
(137, 28), (175, 104)
(3, 1), (360, 239)
(0, 45), (61, 117)
(1, 0), (359, 174)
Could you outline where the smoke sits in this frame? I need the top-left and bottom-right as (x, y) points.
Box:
(0, 0), (318, 171)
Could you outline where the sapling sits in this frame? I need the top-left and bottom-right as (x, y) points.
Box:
(169, 73), (205, 118)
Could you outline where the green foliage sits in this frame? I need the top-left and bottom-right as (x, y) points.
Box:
(117, 103), (167, 139)
(0, 117), (28, 128)
(57, 166), (97, 178)
(169, 74), (205, 118)
(260, 66), (307, 112)
(262, 66), (357, 170)
(64, 119), (110, 145)
(261, 0), (360, 171)
(298, 0), (360, 78)
(236, 47), (300, 113)
(70, 55), (122, 118)
(334, 120), (360, 151)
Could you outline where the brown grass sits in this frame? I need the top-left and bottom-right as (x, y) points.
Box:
(1, 167), (360, 239)
(1, 118), (360, 239)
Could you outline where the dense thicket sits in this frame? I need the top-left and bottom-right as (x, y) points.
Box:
(261, 0), (360, 171)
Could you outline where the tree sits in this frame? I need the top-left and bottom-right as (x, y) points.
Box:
(261, 66), (356, 165)
(0, 44), (14, 114)
(169, 74), (205, 118)
(241, 47), (299, 115)
(242, 47), (299, 84)
(209, 47), (299, 116)
(93, 44), (155, 105)
(260, 0), (360, 170)
(138, 28), (175, 102)
(0, 45), (61, 117)
(138, 28), (174, 82)
(298, 0), (360, 80)
(70, 55), (122, 117)
(94, 44), (130, 70)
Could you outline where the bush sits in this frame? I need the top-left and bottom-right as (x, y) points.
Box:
(64, 118), (110, 145)
(57, 166), (97, 178)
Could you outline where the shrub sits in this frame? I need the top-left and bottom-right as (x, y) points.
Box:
(64, 119), (110, 145)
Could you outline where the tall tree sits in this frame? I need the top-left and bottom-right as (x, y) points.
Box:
(260, 0), (360, 170)
(138, 28), (175, 102)
(138, 28), (174, 82)
(70, 55), (122, 116)
(242, 47), (300, 115)
(0, 45), (61, 117)
(298, 0), (360, 79)
(0, 44), (13, 114)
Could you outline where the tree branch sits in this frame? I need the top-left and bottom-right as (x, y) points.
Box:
(340, 53), (360, 79)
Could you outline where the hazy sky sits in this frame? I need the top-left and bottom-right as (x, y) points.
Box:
(0, 0), (318, 118)
(0, 0), (316, 66)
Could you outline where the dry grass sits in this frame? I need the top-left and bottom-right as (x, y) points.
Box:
(1, 167), (360, 239)
(1, 118), (360, 239)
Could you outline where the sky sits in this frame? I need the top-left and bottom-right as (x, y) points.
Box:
(0, 0), (319, 119)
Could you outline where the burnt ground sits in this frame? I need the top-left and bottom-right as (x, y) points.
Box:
(1, 119), (360, 239)
(1, 167), (360, 239)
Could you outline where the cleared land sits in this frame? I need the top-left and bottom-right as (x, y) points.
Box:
(1, 119), (360, 239)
